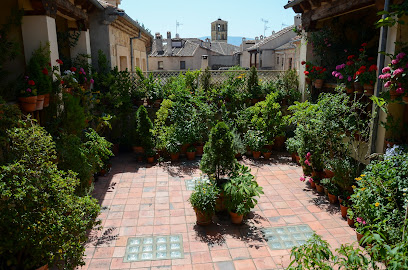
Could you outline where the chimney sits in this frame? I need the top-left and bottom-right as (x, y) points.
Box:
(201, 55), (209, 70)
(204, 38), (210, 48)
(166, 31), (172, 55)
(255, 36), (259, 43)
(155, 32), (163, 53)
(294, 14), (302, 27)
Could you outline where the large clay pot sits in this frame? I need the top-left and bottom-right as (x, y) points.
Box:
(262, 152), (272, 159)
(19, 96), (37, 112)
(186, 151), (196, 160)
(147, 156), (155, 163)
(170, 152), (180, 162)
(194, 208), (213, 226)
(252, 151), (261, 160)
(340, 204), (349, 219)
(43, 93), (50, 107)
(229, 211), (244, 224)
(363, 84), (374, 96)
(314, 79), (324, 89)
(347, 217), (355, 227)
(309, 180), (316, 189)
(328, 193), (338, 204)
(36, 94), (45, 110)
(315, 183), (324, 194)
(195, 145), (204, 156)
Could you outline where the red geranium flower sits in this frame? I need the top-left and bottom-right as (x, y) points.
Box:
(301, 61), (306, 65)
(368, 57), (375, 62)
(70, 67), (77, 72)
(369, 65), (378, 72)
(361, 43), (368, 47)
(28, 80), (35, 86)
(60, 80), (64, 85)
(347, 55), (355, 60)
(359, 48), (364, 52)
(42, 68), (49, 75)
(346, 61), (354, 66)
(304, 71), (310, 75)
(56, 59), (63, 65)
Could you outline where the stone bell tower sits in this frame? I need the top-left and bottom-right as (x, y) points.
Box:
(211, 18), (228, 43)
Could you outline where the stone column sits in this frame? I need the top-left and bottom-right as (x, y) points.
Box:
(70, 30), (92, 65)
(21, 15), (60, 67)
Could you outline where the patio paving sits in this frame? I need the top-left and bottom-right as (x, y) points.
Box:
(81, 153), (357, 270)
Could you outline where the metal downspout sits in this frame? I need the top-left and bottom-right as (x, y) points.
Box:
(370, 0), (390, 155)
(130, 31), (141, 72)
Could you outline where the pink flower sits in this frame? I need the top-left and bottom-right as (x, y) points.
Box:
(396, 52), (406, 60)
(384, 81), (392, 88)
(335, 72), (340, 78)
(90, 79), (94, 84)
(392, 59), (399, 65)
(356, 217), (366, 225)
(396, 87), (404, 94)
(304, 159), (311, 166)
(300, 176), (306, 182)
(26, 88), (31, 92)
(332, 71), (337, 76)
(309, 178), (314, 183)
(306, 152), (311, 159)
(379, 73), (391, 80)
(339, 75), (344, 80)
(382, 67), (391, 73)
(393, 68), (404, 76)
(348, 76), (352, 82)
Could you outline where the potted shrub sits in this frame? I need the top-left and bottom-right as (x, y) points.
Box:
(188, 182), (219, 225)
(231, 128), (245, 159)
(224, 165), (264, 224)
(262, 147), (272, 159)
(0, 119), (100, 269)
(200, 122), (237, 187)
(325, 181), (340, 204)
(244, 129), (266, 160)
(134, 105), (154, 153)
(354, 44), (377, 95)
(166, 138), (181, 162)
(186, 145), (196, 160)
(19, 76), (38, 112)
(146, 148), (156, 163)
(315, 178), (325, 194)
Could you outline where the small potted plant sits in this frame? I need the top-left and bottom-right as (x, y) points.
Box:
(245, 129), (265, 160)
(231, 129), (245, 159)
(133, 105), (154, 154)
(19, 76), (38, 112)
(188, 182), (219, 225)
(146, 148), (156, 164)
(325, 181), (340, 204)
(340, 199), (352, 219)
(347, 208), (355, 228)
(261, 147), (272, 159)
(315, 177), (324, 193)
(186, 145), (196, 160)
(166, 138), (181, 162)
(224, 165), (264, 224)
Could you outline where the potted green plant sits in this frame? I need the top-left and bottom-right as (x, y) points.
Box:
(286, 137), (300, 163)
(188, 182), (219, 225)
(19, 75), (38, 112)
(325, 181), (340, 204)
(200, 122), (237, 186)
(146, 148), (156, 163)
(340, 199), (352, 219)
(244, 129), (266, 160)
(231, 128), (245, 159)
(166, 136), (181, 162)
(261, 147), (272, 159)
(224, 165), (264, 224)
(186, 145), (196, 160)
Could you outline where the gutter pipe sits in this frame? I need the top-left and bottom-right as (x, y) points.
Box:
(370, 0), (390, 155)
(130, 31), (141, 72)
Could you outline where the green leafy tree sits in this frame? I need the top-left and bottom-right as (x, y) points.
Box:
(0, 119), (100, 269)
(200, 122), (237, 184)
(135, 105), (154, 149)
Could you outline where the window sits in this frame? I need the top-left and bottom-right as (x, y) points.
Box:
(180, 61), (186, 70)
(120, 56), (127, 71)
(136, 58), (140, 69)
(277, 57), (279, 65)
(289, 58), (293, 69)
(158, 61), (163, 70)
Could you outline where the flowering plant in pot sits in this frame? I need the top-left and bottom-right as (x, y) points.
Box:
(340, 199), (352, 219)
(378, 48), (408, 100)
(18, 75), (38, 112)
(188, 182), (219, 225)
(353, 43), (377, 95)
(244, 129), (266, 160)
(224, 164), (264, 224)
(302, 62), (328, 89)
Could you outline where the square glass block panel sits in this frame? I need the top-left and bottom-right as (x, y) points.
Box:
(124, 235), (184, 262)
(263, 225), (314, 250)
(185, 176), (209, 191)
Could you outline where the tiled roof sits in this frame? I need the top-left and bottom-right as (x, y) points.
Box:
(275, 41), (296, 51)
(150, 40), (199, 57)
(206, 42), (240, 55)
(247, 25), (294, 51)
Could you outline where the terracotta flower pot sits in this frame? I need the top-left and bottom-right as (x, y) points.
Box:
(354, 82), (363, 93)
(389, 90), (401, 100)
(252, 151), (261, 160)
(18, 96), (37, 112)
(229, 211), (244, 224)
(36, 264), (49, 270)
(291, 152), (297, 162)
(132, 146), (145, 154)
(295, 154), (300, 165)
(195, 145), (204, 156)
(340, 204), (349, 219)
(262, 152), (272, 159)
(356, 232), (364, 244)
(328, 193), (338, 204)
(324, 169), (335, 178)
(338, 196), (344, 205)
(246, 146), (252, 156)
(314, 79), (324, 89)
(315, 183), (324, 194)
(186, 151), (196, 160)
(194, 208), (213, 226)
(347, 217), (355, 227)
(36, 94), (45, 110)
(170, 152), (180, 162)
(181, 143), (190, 155)
(309, 180), (316, 189)
(363, 84), (374, 96)
(147, 156), (155, 163)
(43, 93), (50, 107)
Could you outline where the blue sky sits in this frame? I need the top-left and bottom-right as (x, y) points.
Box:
(119, 0), (296, 39)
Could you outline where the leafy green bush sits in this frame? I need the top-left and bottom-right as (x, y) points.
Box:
(244, 129), (266, 152)
(135, 105), (154, 149)
(0, 119), (100, 269)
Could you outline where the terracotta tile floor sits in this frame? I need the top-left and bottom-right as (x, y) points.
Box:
(81, 153), (357, 270)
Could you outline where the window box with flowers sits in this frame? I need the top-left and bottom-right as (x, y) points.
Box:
(378, 49), (408, 101)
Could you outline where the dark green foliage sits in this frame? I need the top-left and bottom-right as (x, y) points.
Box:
(200, 67), (211, 93)
(135, 105), (154, 149)
(200, 122), (237, 182)
(0, 103), (21, 164)
(188, 182), (219, 215)
(0, 119), (100, 269)
(61, 94), (86, 135)
(26, 43), (52, 95)
(247, 66), (260, 99)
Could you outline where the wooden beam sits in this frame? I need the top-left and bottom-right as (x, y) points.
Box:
(300, 1), (312, 12)
(309, 0), (321, 8)
(55, 0), (88, 21)
(293, 4), (304, 13)
(311, 0), (375, 22)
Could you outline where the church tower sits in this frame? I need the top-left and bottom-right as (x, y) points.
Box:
(211, 18), (228, 43)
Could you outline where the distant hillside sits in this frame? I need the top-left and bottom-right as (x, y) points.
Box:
(198, 36), (254, 47)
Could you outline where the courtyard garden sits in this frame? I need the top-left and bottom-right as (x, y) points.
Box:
(1, 9), (408, 270)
